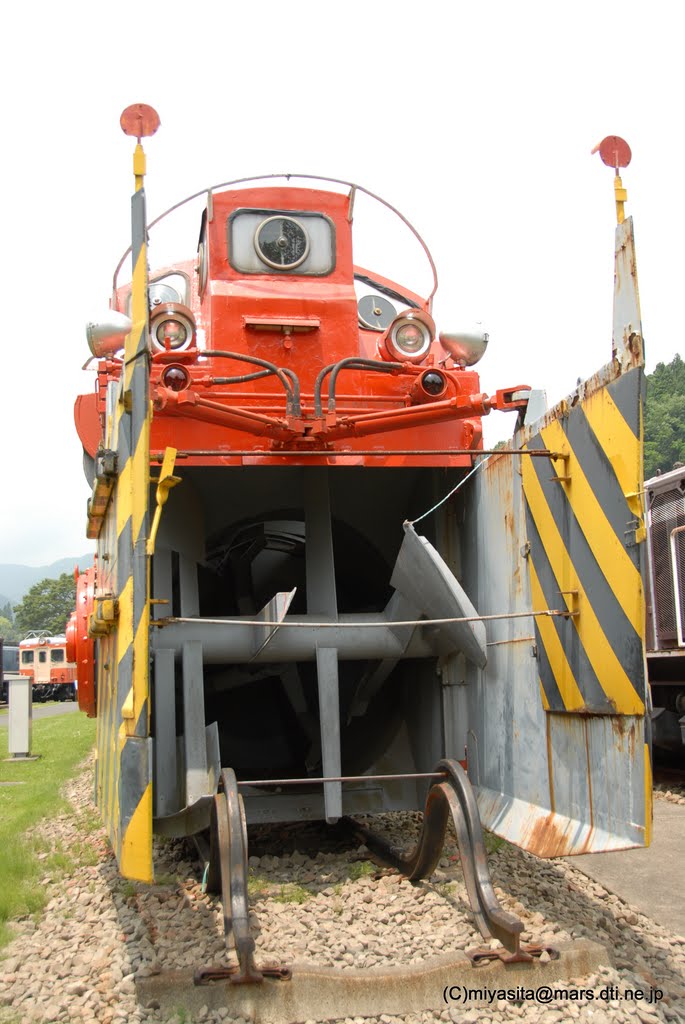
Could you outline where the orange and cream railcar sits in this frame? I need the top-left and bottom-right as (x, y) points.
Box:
(18, 633), (77, 702)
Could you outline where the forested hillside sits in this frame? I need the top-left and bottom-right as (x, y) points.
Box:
(644, 353), (685, 479)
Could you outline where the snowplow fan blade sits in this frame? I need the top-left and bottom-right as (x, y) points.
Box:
(390, 524), (487, 668)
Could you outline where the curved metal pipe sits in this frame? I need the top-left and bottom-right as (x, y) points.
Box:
(314, 358), (403, 417)
(200, 351), (300, 415)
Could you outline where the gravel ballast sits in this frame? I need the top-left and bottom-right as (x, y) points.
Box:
(1, 761), (684, 1024)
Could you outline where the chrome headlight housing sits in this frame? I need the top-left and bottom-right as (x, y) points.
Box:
(382, 309), (435, 363)
(149, 303), (196, 352)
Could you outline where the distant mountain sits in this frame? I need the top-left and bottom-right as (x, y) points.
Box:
(0, 555), (92, 605)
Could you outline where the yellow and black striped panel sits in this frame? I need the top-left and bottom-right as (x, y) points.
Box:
(523, 365), (645, 716)
(95, 186), (153, 882)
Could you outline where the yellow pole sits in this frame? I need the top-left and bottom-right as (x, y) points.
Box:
(614, 172), (628, 225)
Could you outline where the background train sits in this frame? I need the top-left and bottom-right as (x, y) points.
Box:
(18, 633), (77, 703)
(645, 464), (685, 754)
(0, 639), (19, 702)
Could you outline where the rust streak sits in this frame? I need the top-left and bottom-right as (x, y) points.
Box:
(525, 811), (594, 858)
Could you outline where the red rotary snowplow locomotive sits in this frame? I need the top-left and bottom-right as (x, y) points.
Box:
(69, 113), (649, 976)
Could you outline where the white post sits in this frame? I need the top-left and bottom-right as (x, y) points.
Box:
(8, 675), (32, 757)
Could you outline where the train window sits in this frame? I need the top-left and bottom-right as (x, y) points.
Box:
(228, 209), (335, 276)
(51, 649), (65, 663)
(38, 650), (47, 663)
(21, 650), (34, 664)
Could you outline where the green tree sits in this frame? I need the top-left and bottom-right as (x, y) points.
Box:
(13, 574), (76, 638)
(0, 616), (21, 643)
(644, 354), (685, 479)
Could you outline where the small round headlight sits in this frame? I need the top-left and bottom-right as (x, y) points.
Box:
(161, 365), (191, 392)
(149, 303), (195, 352)
(383, 309), (435, 363)
(154, 318), (188, 349)
(421, 371), (447, 396)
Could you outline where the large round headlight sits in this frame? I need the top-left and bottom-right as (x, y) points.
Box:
(149, 303), (195, 352)
(383, 309), (435, 363)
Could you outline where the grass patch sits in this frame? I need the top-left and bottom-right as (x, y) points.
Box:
(348, 859), (375, 881)
(484, 831), (507, 854)
(0, 713), (96, 949)
(273, 883), (310, 905)
(247, 871), (271, 900)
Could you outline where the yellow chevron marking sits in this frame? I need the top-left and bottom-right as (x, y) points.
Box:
(120, 782), (153, 882)
(644, 743), (652, 846)
(131, 417), (150, 549)
(127, 611), (150, 737)
(538, 679), (550, 711)
(540, 419), (643, 639)
(582, 385), (642, 521)
(529, 560), (585, 710)
(116, 460), (132, 535)
(522, 455), (644, 714)
(116, 577), (134, 659)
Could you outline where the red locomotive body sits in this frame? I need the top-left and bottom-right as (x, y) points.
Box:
(75, 180), (527, 477)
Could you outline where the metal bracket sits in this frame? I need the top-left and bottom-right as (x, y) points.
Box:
(147, 447), (181, 557)
(466, 943), (560, 966)
(88, 597), (119, 636)
(86, 449), (119, 539)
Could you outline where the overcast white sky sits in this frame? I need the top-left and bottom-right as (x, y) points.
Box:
(0, 0), (682, 566)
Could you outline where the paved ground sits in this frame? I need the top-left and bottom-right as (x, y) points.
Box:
(0, 700), (79, 727)
(569, 798), (685, 934)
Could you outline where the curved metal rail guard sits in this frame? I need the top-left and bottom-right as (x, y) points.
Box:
(345, 758), (529, 959)
(197, 768), (291, 985)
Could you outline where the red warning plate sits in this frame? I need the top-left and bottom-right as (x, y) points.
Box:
(120, 104), (161, 139)
(596, 136), (631, 169)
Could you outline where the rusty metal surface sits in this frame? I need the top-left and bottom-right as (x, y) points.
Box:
(462, 390), (648, 855)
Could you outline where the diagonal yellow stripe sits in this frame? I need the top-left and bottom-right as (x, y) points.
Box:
(582, 385), (642, 519)
(529, 560), (585, 710)
(538, 679), (550, 711)
(522, 455), (644, 714)
(117, 577), (134, 662)
(131, 418), (150, 548)
(120, 782), (153, 882)
(540, 418), (643, 637)
(127, 610), (150, 736)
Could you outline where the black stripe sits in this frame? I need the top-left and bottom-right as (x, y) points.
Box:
(607, 367), (642, 439)
(531, 616), (565, 711)
(527, 436), (645, 700)
(119, 734), (151, 837)
(565, 405), (640, 569)
(525, 505), (612, 712)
